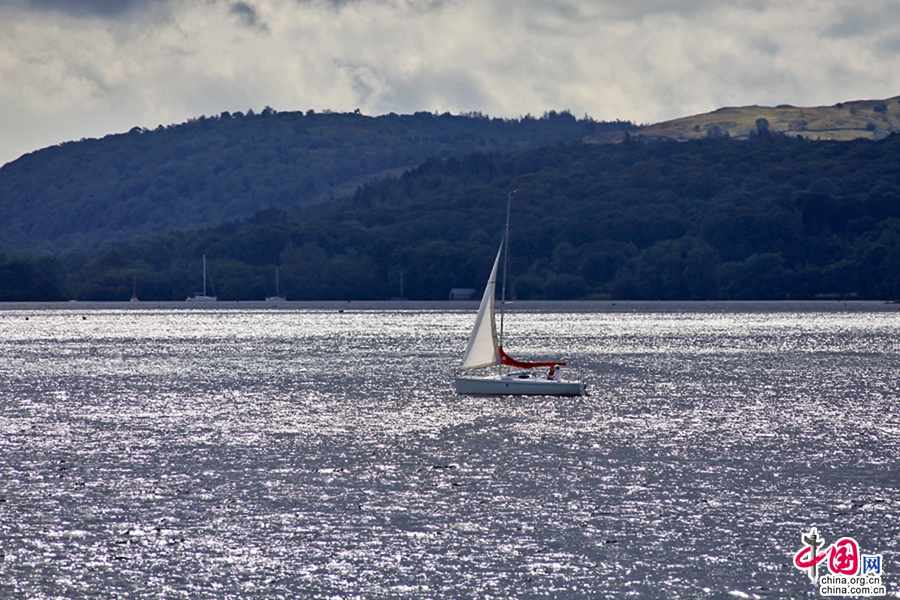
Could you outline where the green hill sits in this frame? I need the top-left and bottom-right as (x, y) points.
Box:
(0, 109), (628, 254)
(587, 96), (900, 144)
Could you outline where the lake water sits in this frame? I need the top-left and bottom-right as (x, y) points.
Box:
(1, 301), (898, 599)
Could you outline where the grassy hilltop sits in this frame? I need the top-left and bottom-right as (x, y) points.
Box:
(587, 96), (900, 143)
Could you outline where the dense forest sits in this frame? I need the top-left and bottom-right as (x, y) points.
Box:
(5, 125), (897, 302)
(0, 109), (625, 254)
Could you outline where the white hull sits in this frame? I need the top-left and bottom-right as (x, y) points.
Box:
(455, 372), (586, 396)
(186, 294), (217, 302)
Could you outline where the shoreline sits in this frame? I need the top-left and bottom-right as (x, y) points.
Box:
(0, 299), (895, 313)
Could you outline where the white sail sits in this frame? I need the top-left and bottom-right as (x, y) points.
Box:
(458, 242), (503, 371)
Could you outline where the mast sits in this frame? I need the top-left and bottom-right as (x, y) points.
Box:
(202, 254), (207, 297)
(499, 190), (516, 375)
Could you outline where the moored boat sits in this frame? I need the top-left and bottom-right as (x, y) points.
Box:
(186, 254), (217, 302)
(266, 266), (286, 303)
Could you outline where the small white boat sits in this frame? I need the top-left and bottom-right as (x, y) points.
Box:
(454, 192), (586, 396)
(186, 254), (217, 302)
(266, 266), (286, 303)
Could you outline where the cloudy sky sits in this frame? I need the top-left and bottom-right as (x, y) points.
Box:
(1, 0), (899, 165)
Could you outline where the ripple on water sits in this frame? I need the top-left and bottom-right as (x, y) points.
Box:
(0, 306), (898, 598)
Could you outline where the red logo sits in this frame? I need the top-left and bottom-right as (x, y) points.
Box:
(829, 538), (860, 575)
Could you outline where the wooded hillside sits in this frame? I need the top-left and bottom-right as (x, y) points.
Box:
(37, 130), (900, 303)
(0, 109), (623, 254)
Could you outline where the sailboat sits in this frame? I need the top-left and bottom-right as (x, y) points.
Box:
(454, 192), (586, 396)
(391, 270), (408, 301)
(186, 254), (217, 302)
(129, 276), (139, 303)
(266, 266), (286, 303)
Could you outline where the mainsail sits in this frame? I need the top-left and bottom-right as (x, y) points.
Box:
(458, 242), (503, 371)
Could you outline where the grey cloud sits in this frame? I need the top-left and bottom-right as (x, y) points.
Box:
(333, 57), (490, 115)
(750, 35), (780, 57)
(230, 1), (268, 30)
(1, 0), (167, 18)
(876, 37), (900, 56)
(2, 0), (900, 167)
(296, 0), (762, 17)
(504, 0), (771, 23)
(294, 0), (448, 12)
(615, 0), (771, 19)
(823, 4), (900, 39)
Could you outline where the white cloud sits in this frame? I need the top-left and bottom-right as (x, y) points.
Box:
(1, 0), (899, 165)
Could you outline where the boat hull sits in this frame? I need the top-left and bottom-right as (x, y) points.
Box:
(455, 373), (586, 396)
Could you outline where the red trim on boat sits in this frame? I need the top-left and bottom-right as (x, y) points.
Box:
(498, 345), (565, 369)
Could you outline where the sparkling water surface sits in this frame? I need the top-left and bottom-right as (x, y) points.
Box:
(1, 301), (898, 599)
